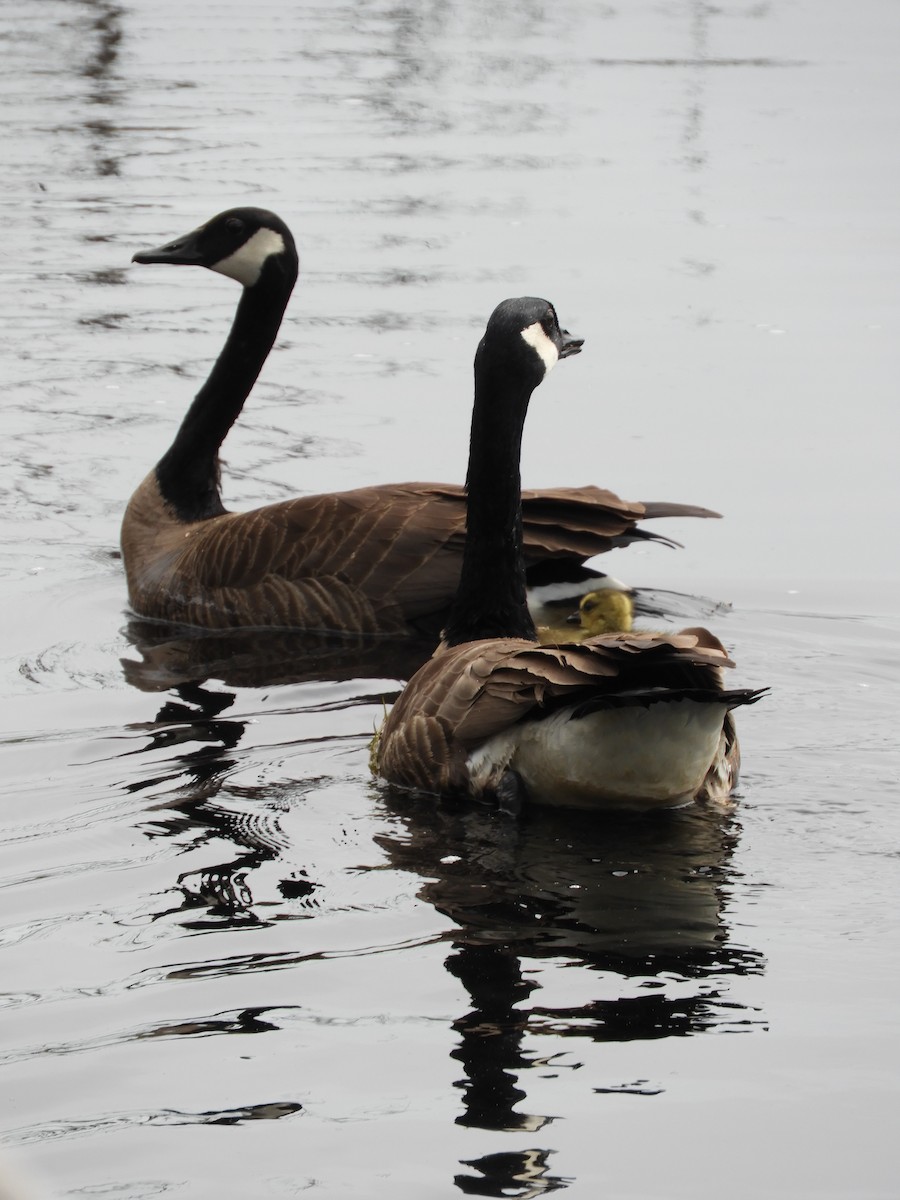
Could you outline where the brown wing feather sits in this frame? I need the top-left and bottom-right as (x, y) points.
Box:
(122, 475), (719, 632)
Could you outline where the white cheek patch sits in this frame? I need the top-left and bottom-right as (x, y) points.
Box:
(210, 227), (286, 287)
(520, 321), (559, 373)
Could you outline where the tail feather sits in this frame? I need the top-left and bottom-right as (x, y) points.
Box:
(570, 686), (769, 719)
(638, 501), (722, 520)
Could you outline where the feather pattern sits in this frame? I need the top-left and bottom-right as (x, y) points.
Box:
(376, 629), (765, 805)
(123, 475), (717, 632)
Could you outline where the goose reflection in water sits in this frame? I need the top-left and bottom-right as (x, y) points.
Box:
(124, 681), (319, 929)
(119, 619), (439, 929)
(121, 615), (437, 692)
(376, 793), (765, 1145)
(456, 1148), (568, 1198)
(115, 670), (763, 1198)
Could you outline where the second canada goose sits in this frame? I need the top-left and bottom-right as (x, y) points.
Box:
(374, 297), (765, 811)
(122, 207), (718, 635)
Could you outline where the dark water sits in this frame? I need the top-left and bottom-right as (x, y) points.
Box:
(1, 2), (899, 1197)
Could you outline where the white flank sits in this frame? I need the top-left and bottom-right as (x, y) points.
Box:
(211, 227), (286, 287)
(526, 574), (629, 606)
(520, 320), (559, 372)
(469, 698), (729, 810)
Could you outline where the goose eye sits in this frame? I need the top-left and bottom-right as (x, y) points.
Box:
(225, 217), (245, 233)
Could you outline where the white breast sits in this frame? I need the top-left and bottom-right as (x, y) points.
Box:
(469, 698), (729, 810)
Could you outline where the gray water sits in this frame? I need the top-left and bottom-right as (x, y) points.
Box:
(1, 2), (899, 1197)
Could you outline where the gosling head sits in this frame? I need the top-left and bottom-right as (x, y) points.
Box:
(568, 588), (635, 636)
(132, 207), (297, 289)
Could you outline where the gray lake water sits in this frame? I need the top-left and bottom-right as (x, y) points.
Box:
(1, 2), (899, 1197)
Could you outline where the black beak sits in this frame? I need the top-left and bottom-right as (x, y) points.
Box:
(565, 611), (582, 624)
(132, 225), (206, 266)
(559, 329), (584, 359)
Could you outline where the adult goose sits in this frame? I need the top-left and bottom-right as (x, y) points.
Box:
(122, 207), (717, 635)
(374, 297), (765, 811)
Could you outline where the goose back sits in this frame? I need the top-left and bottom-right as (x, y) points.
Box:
(376, 628), (764, 807)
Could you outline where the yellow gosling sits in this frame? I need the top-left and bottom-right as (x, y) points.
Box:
(538, 587), (634, 644)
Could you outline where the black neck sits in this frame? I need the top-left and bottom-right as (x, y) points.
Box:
(442, 358), (539, 647)
(156, 254), (297, 521)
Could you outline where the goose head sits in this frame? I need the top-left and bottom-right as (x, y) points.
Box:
(132, 207), (297, 289)
(476, 296), (584, 389)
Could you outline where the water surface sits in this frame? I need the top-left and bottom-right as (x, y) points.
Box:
(1, 2), (899, 1197)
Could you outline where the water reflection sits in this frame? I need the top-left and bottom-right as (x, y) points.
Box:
(79, 0), (124, 177)
(122, 616), (436, 691)
(377, 793), (765, 1172)
(122, 681), (299, 928)
(120, 674), (376, 942)
(352, 2), (563, 139)
(457, 1148), (568, 1198)
(124, 681), (244, 790)
(12, 1100), (302, 1146)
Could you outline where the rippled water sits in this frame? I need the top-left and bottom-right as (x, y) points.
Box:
(2, 2), (899, 1197)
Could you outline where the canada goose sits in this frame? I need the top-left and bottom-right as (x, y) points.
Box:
(123, 208), (717, 635)
(537, 587), (635, 643)
(374, 297), (765, 810)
